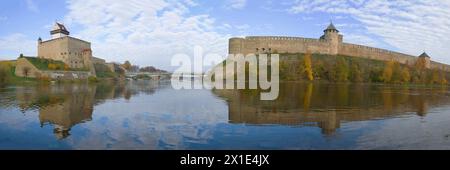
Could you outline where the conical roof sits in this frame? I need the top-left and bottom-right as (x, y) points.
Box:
(324, 22), (339, 32)
(419, 52), (430, 58)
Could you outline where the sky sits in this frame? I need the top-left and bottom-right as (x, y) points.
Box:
(1, 0), (450, 71)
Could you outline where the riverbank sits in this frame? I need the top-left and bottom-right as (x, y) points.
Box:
(0, 60), (126, 86)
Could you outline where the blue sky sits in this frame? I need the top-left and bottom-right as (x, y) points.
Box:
(1, 0), (450, 70)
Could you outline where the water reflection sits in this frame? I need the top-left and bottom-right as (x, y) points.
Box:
(213, 83), (450, 135)
(7, 81), (162, 139)
(1, 81), (450, 149)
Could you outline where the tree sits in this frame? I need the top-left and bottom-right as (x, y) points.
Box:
(440, 68), (448, 85)
(304, 52), (314, 81)
(22, 67), (30, 77)
(382, 60), (394, 83)
(350, 61), (363, 82)
(335, 57), (349, 82)
(48, 63), (57, 70)
(401, 67), (411, 83)
(130, 65), (140, 72)
(122, 61), (132, 71)
(0, 66), (9, 85)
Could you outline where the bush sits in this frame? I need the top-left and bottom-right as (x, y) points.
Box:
(88, 76), (98, 82)
(0, 62), (12, 85)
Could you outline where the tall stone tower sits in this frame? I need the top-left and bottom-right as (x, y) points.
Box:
(418, 52), (431, 69)
(322, 22), (342, 55)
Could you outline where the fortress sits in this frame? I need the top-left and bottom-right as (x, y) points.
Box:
(14, 22), (124, 79)
(229, 22), (450, 71)
(37, 22), (105, 70)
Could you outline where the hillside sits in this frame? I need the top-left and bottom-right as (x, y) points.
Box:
(211, 53), (449, 85)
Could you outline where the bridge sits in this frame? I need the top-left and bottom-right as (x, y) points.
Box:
(125, 72), (171, 80)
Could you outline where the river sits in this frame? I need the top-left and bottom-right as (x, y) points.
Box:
(1, 80), (450, 149)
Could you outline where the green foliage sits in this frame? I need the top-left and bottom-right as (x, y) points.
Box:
(23, 57), (66, 71)
(217, 52), (450, 85)
(94, 63), (116, 78)
(0, 63), (10, 85)
(88, 76), (98, 82)
(304, 52), (314, 81)
(335, 56), (349, 82)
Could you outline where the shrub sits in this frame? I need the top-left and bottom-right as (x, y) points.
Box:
(88, 76), (98, 82)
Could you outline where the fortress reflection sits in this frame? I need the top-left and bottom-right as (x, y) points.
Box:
(213, 83), (450, 135)
(14, 80), (162, 139)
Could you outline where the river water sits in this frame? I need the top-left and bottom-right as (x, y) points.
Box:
(1, 80), (450, 149)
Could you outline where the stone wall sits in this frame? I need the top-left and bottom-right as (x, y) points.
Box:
(229, 36), (332, 55)
(229, 36), (450, 71)
(338, 43), (417, 65)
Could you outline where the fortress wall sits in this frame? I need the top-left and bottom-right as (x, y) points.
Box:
(339, 43), (417, 65)
(430, 61), (450, 71)
(229, 36), (331, 55)
(38, 37), (68, 62)
(228, 37), (450, 71)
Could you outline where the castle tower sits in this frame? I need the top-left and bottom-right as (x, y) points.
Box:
(229, 37), (244, 54)
(418, 52), (431, 69)
(50, 22), (70, 39)
(322, 22), (342, 55)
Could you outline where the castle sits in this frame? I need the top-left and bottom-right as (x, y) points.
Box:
(37, 22), (105, 71)
(229, 22), (449, 70)
(14, 22), (126, 79)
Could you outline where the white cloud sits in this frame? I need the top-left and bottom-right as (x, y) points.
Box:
(64, 0), (229, 70)
(288, 0), (450, 64)
(25, 0), (39, 12)
(0, 33), (36, 58)
(225, 0), (247, 10)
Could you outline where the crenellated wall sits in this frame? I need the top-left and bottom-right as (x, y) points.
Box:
(338, 43), (417, 65)
(229, 36), (333, 55)
(229, 35), (450, 71)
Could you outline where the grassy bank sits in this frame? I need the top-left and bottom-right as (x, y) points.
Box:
(0, 60), (111, 86)
(0, 60), (38, 86)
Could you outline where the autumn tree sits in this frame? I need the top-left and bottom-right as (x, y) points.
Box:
(304, 52), (314, 81)
(0, 65), (9, 85)
(48, 63), (57, 70)
(350, 61), (363, 82)
(122, 60), (132, 71)
(335, 57), (349, 82)
(440, 68), (448, 85)
(401, 67), (410, 83)
(382, 60), (394, 83)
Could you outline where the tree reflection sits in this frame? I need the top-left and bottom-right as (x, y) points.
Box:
(10, 80), (162, 139)
(213, 83), (450, 135)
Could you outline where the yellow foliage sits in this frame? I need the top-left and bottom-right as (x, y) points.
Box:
(48, 63), (57, 70)
(304, 52), (314, 81)
(415, 58), (427, 70)
(401, 67), (410, 83)
(382, 60), (394, 83)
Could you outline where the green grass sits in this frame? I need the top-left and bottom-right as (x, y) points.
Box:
(94, 63), (117, 78)
(21, 56), (89, 71)
(0, 60), (38, 85)
(22, 56), (66, 70)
